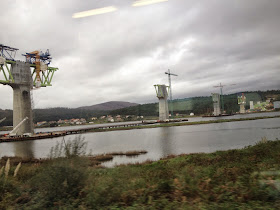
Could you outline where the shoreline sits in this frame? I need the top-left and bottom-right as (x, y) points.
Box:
(85, 115), (280, 133)
(1, 115), (280, 142)
(1, 110), (279, 132)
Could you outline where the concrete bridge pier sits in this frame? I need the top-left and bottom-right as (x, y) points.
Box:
(154, 85), (169, 121)
(9, 61), (34, 135)
(240, 104), (245, 114)
(12, 85), (34, 135)
(212, 93), (221, 116)
(159, 97), (169, 121)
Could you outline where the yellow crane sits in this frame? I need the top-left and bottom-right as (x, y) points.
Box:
(26, 51), (41, 87)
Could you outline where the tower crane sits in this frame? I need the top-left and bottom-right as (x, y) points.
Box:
(165, 69), (178, 117)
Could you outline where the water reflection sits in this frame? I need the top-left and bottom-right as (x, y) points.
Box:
(0, 115), (279, 167)
(14, 141), (34, 158)
(159, 127), (173, 157)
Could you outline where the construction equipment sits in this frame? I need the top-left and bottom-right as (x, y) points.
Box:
(238, 93), (246, 113)
(213, 83), (236, 113)
(9, 117), (29, 137)
(1, 45), (57, 87)
(165, 69), (178, 117)
(23, 50), (51, 88)
(0, 44), (18, 61)
(0, 43), (58, 136)
(0, 44), (18, 85)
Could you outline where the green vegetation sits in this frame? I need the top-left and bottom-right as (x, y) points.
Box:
(1, 90), (280, 126)
(0, 137), (280, 209)
(0, 108), (108, 127)
(111, 90), (280, 116)
(86, 115), (280, 133)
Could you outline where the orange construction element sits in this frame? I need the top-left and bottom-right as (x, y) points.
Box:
(26, 51), (41, 85)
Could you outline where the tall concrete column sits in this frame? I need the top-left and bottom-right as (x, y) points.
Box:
(154, 85), (169, 121)
(10, 61), (34, 135)
(238, 93), (246, 114)
(12, 85), (34, 134)
(212, 93), (221, 116)
(159, 97), (169, 121)
(250, 101), (254, 110)
(240, 104), (245, 114)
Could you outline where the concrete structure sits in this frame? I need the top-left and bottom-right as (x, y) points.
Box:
(250, 101), (254, 110)
(1, 45), (58, 136)
(274, 101), (280, 109)
(10, 61), (34, 135)
(238, 93), (246, 114)
(212, 93), (221, 116)
(154, 85), (169, 121)
(239, 104), (245, 113)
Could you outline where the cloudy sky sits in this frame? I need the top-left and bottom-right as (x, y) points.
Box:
(0, 0), (279, 109)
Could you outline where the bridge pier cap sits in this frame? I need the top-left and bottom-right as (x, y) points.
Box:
(154, 84), (169, 121)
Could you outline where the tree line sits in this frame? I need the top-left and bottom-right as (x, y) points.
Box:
(0, 90), (279, 126)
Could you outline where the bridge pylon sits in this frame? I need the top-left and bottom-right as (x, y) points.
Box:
(0, 44), (58, 136)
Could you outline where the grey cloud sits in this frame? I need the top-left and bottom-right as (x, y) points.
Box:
(0, 0), (280, 109)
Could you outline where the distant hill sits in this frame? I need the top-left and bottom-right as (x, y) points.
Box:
(110, 90), (280, 116)
(1, 90), (279, 126)
(0, 101), (139, 126)
(78, 101), (139, 111)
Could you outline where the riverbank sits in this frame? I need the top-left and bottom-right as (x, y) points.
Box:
(0, 138), (279, 209)
(0, 127), (12, 131)
(1, 115), (280, 143)
(88, 115), (280, 133)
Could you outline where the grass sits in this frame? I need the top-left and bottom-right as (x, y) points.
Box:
(90, 154), (114, 162)
(107, 150), (148, 156)
(87, 150), (148, 165)
(0, 138), (279, 209)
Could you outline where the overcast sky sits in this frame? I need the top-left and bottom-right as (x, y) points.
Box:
(0, 0), (280, 109)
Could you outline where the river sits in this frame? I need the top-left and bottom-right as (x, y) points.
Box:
(0, 112), (280, 167)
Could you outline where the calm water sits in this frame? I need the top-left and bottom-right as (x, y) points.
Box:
(0, 113), (280, 167)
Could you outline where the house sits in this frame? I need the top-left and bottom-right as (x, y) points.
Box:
(58, 119), (64, 124)
(36, 121), (47, 126)
(116, 116), (123, 122)
(107, 117), (114, 122)
(80, 118), (86, 123)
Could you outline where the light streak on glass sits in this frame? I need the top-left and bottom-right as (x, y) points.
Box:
(72, 6), (118, 18)
(132, 0), (168, 7)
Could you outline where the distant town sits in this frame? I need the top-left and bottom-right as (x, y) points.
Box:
(35, 115), (145, 128)
(35, 97), (279, 128)
(1, 90), (280, 129)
